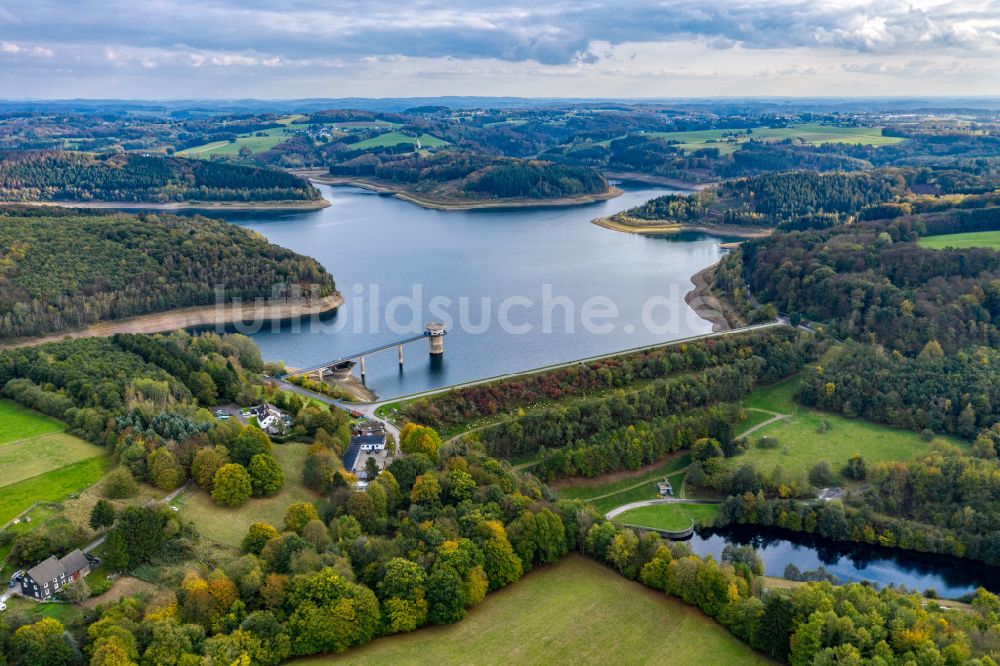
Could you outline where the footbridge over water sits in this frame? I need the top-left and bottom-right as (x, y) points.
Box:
(286, 322), (446, 381)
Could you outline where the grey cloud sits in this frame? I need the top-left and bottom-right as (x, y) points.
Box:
(1, 0), (999, 69)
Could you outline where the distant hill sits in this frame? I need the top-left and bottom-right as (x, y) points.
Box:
(0, 151), (320, 203)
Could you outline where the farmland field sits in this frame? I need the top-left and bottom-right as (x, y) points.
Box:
(0, 457), (110, 525)
(615, 503), (721, 531)
(177, 442), (322, 548)
(301, 554), (773, 665)
(598, 122), (904, 155)
(351, 131), (448, 150)
(728, 377), (966, 483)
(918, 230), (1000, 251)
(0, 400), (109, 524)
(0, 399), (67, 443)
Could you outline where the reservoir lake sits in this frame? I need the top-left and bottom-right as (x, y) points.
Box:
(221, 182), (732, 399)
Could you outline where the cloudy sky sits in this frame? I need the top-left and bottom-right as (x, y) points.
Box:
(0, 0), (998, 99)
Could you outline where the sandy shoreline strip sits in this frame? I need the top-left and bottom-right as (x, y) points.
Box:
(16, 197), (331, 211)
(684, 263), (747, 333)
(0, 293), (344, 350)
(592, 215), (772, 238)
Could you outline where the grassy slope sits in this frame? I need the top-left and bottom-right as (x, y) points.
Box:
(0, 432), (106, 487)
(0, 400), (109, 523)
(351, 132), (448, 149)
(177, 443), (321, 548)
(616, 503), (721, 531)
(0, 457), (111, 525)
(918, 230), (1000, 251)
(732, 378), (966, 482)
(556, 454), (692, 514)
(302, 554), (772, 665)
(0, 399), (67, 443)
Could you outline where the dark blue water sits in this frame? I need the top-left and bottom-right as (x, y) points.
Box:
(217, 182), (734, 399)
(689, 526), (999, 598)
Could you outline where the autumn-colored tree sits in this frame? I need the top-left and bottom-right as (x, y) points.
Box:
(212, 464), (253, 507)
(242, 522), (280, 555)
(447, 468), (476, 503)
(192, 446), (229, 490)
(410, 472), (441, 506)
(284, 501), (319, 532)
(378, 557), (428, 633)
(399, 423), (442, 459)
(147, 447), (184, 491)
(478, 520), (522, 591)
(11, 617), (76, 666)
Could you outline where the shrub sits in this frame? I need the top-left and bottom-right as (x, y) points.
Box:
(808, 460), (836, 487)
(757, 435), (780, 449)
(102, 467), (139, 499)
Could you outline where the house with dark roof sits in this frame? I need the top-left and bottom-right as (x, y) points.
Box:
(20, 549), (91, 600)
(342, 442), (363, 475)
(352, 433), (386, 453)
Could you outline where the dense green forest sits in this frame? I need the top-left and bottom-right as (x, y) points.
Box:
(0, 207), (335, 338)
(0, 151), (319, 202)
(720, 207), (1000, 353)
(328, 149), (608, 200)
(405, 328), (820, 480)
(615, 169), (910, 229)
(3, 333), (1000, 664)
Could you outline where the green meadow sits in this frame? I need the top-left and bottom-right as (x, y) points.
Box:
(302, 555), (773, 665)
(918, 230), (1000, 251)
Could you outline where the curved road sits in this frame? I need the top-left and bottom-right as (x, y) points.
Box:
(605, 497), (723, 520)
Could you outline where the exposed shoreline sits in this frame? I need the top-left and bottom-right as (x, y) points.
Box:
(592, 215), (773, 238)
(16, 197), (331, 212)
(602, 171), (713, 191)
(296, 170), (623, 210)
(684, 263), (745, 332)
(0, 293), (344, 350)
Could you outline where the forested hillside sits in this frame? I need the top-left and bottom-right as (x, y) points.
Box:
(328, 149), (609, 201)
(613, 169), (909, 229)
(0, 151), (319, 202)
(722, 210), (1000, 353)
(0, 207), (335, 338)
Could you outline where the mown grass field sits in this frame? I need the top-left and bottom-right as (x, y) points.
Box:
(0, 399), (66, 443)
(302, 554), (773, 665)
(0, 457), (110, 526)
(0, 432), (106, 488)
(918, 230), (1000, 251)
(731, 378), (966, 483)
(0, 400), (110, 525)
(616, 503), (721, 531)
(177, 442), (321, 548)
(351, 131), (448, 150)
